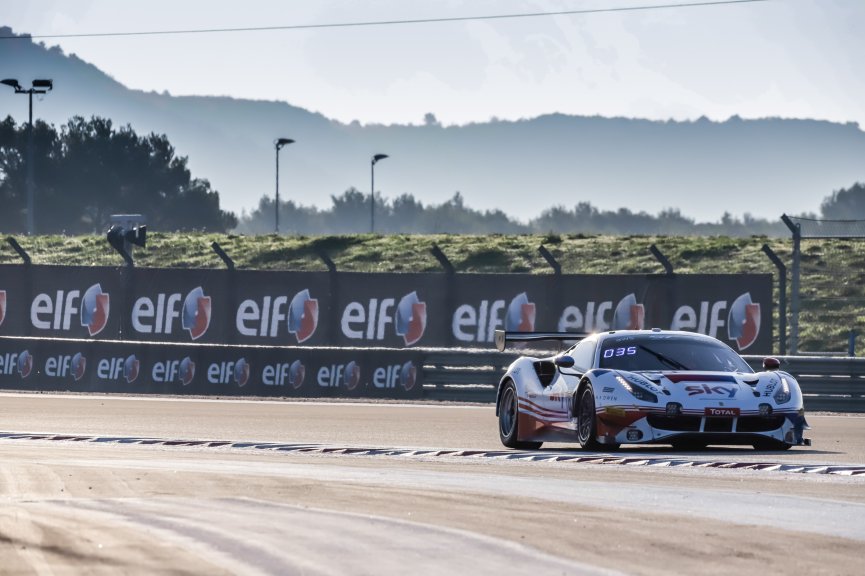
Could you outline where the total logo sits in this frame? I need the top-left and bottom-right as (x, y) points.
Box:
(0, 290), (6, 327)
(236, 289), (318, 343)
(0, 350), (33, 379)
(558, 294), (645, 332)
(671, 292), (760, 351)
(132, 286), (211, 340)
(45, 352), (87, 381)
(31, 284), (110, 336)
(152, 356), (196, 386)
(453, 292), (535, 343)
(263, 359), (305, 388)
(208, 357), (250, 387)
(97, 354), (140, 383)
(341, 291), (427, 345)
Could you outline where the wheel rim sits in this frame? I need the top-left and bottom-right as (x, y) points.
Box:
(500, 387), (517, 438)
(578, 389), (595, 441)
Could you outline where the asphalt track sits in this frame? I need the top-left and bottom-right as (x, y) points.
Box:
(1, 392), (864, 575)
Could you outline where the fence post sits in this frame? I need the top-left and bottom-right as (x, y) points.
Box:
(849, 330), (858, 357)
(761, 244), (787, 355)
(781, 214), (800, 354)
(537, 245), (561, 275)
(649, 244), (674, 275)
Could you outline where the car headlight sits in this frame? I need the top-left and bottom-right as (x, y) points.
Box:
(616, 375), (658, 403)
(773, 377), (792, 404)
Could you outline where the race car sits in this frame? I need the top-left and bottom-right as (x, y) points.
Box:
(494, 328), (810, 451)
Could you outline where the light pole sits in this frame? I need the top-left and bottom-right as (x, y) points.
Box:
(274, 137), (294, 234)
(370, 153), (388, 233)
(2, 78), (53, 235)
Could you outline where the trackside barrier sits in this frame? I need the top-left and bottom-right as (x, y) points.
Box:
(0, 336), (423, 400)
(421, 350), (865, 412)
(2, 335), (863, 412)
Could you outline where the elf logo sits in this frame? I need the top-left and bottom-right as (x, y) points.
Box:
(207, 357), (249, 387)
(613, 294), (645, 330)
(31, 284), (110, 336)
(0, 290), (6, 327)
(152, 356), (196, 385)
(453, 292), (535, 343)
(132, 286), (211, 340)
(97, 354), (140, 383)
(263, 359), (305, 388)
(341, 291), (427, 345)
(0, 350), (32, 378)
(44, 352), (87, 381)
(236, 289), (319, 343)
(372, 361), (417, 391)
(728, 293), (760, 351)
(671, 293), (761, 351)
(317, 361), (361, 390)
(18, 350), (32, 378)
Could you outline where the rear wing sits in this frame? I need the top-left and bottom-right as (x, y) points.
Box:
(494, 329), (588, 352)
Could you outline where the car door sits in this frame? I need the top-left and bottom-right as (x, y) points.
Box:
(540, 338), (596, 420)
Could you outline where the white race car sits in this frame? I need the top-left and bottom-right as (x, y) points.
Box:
(495, 329), (810, 451)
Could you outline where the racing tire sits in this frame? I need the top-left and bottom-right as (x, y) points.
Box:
(752, 438), (792, 451)
(498, 381), (542, 450)
(577, 384), (615, 451)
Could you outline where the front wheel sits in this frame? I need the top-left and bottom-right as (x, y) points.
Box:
(577, 385), (610, 450)
(752, 438), (792, 451)
(498, 381), (542, 450)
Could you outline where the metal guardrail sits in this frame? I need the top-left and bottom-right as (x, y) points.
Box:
(421, 350), (865, 412)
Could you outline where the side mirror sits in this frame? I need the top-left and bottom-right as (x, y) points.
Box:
(763, 357), (781, 371)
(554, 355), (575, 368)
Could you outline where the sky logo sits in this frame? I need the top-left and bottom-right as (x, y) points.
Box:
(613, 293), (645, 330)
(395, 291), (427, 346)
(80, 284), (110, 336)
(18, 350), (32, 379)
(182, 286), (211, 340)
(289, 289), (319, 343)
(728, 292), (760, 351)
(506, 292), (536, 332)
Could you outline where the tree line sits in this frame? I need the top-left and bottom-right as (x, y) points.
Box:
(237, 185), (865, 237)
(2, 114), (863, 236)
(0, 115), (236, 234)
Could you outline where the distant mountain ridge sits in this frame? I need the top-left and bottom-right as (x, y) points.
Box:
(2, 25), (864, 223)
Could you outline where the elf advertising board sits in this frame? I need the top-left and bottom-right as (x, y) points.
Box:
(0, 336), (423, 399)
(0, 265), (773, 353)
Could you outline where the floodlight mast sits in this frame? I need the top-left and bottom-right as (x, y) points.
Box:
(370, 153), (389, 233)
(1, 78), (53, 235)
(274, 138), (295, 234)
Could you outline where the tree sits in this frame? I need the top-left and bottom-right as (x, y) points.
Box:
(821, 183), (865, 220)
(0, 115), (236, 233)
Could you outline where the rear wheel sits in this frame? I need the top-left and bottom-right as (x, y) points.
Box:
(498, 382), (542, 450)
(577, 384), (612, 450)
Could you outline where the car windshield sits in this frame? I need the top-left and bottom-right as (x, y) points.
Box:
(597, 335), (753, 373)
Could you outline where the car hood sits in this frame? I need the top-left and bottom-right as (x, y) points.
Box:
(619, 369), (792, 408)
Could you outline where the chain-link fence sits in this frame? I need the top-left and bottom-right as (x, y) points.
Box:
(784, 216), (865, 354)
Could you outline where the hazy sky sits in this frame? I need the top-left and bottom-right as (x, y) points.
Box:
(2, 0), (863, 127)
